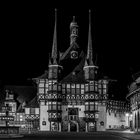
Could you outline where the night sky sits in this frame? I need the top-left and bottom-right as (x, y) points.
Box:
(0, 5), (140, 101)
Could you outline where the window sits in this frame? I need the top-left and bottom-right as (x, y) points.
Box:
(30, 108), (35, 114)
(39, 83), (44, 87)
(103, 84), (107, 88)
(39, 88), (44, 94)
(62, 89), (65, 94)
(85, 105), (89, 111)
(90, 85), (94, 91)
(76, 88), (80, 94)
(45, 83), (48, 88)
(58, 105), (61, 110)
(71, 89), (75, 94)
(81, 84), (84, 89)
(62, 84), (65, 88)
(52, 104), (57, 110)
(67, 84), (70, 88)
(58, 84), (61, 91)
(53, 84), (57, 90)
(95, 82), (98, 91)
(76, 84), (80, 88)
(85, 84), (89, 92)
(103, 89), (106, 94)
(71, 84), (75, 88)
(67, 88), (71, 94)
(81, 89), (84, 94)
(49, 85), (52, 90)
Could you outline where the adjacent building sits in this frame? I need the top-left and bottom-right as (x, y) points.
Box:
(126, 72), (140, 133)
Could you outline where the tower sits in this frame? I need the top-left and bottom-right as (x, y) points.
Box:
(83, 10), (99, 132)
(69, 16), (79, 59)
(38, 9), (62, 131)
(47, 9), (62, 131)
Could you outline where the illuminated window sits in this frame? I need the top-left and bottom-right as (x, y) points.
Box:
(85, 84), (89, 91)
(53, 84), (57, 90)
(71, 84), (75, 88)
(81, 89), (84, 94)
(76, 84), (80, 88)
(90, 85), (94, 91)
(39, 83), (44, 87)
(30, 108), (35, 114)
(39, 88), (44, 93)
(81, 84), (84, 89)
(67, 84), (70, 88)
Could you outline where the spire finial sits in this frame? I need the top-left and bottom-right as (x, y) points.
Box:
(73, 16), (75, 22)
(87, 9), (93, 65)
(51, 8), (58, 64)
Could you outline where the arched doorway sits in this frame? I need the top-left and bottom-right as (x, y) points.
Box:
(70, 121), (77, 132)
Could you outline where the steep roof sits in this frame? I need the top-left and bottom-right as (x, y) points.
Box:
(35, 70), (48, 79)
(61, 51), (87, 83)
(25, 96), (39, 108)
(4, 85), (36, 104)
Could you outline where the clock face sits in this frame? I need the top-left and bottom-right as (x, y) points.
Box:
(72, 28), (77, 35)
(90, 69), (94, 74)
(71, 51), (78, 59)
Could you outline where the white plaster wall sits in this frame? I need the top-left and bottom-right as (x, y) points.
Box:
(62, 105), (68, 119)
(97, 105), (106, 131)
(106, 112), (128, 129)
(35, 108), (39, 114)
(25, 108), (29, 114)
(40, 104), (50, 131)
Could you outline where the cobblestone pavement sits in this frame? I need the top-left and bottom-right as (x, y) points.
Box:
(107, 129), (140, 140)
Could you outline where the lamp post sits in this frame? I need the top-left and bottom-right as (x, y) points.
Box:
(125, 113), (133, 129)
(125, 113), (129, 128)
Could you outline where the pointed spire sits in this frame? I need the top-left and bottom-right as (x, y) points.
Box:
(84, 59), (88, 67)
(87, 9), (94, 65)
(73, 16), (75, 22)
(48, 53), (52, 65)
(51, 8), (58, 64)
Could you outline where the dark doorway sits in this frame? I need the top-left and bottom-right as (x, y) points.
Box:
(70, 122), (77, 132)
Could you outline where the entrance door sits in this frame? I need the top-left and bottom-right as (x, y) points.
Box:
(70, 122), (77, 132)
(89, 122), (96, 132)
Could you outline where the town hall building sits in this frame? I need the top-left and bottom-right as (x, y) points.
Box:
(0, 10), (131, 133)
(29, 10), (130, 132)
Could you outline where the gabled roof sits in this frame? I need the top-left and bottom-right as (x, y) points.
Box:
(61, 52), (86, 83)
(25, 96), (39, 108)
(35, 70), (48, 79)
(60, 42), (79, 61)
(4, 85), (36, 104)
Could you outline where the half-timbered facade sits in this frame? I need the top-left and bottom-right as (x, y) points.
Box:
(0, 10), (132, 133)
(32, 10), (131, 132)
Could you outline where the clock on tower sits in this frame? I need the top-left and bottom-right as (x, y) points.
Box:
(70, 50), (78, 59)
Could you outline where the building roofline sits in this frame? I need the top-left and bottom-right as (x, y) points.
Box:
(126, 87), (140, 100)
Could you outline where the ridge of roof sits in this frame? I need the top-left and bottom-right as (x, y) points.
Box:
(25, 96), (39, 108)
